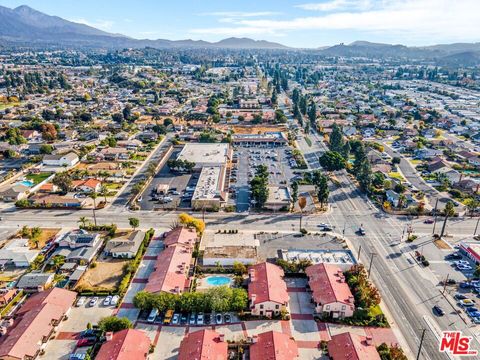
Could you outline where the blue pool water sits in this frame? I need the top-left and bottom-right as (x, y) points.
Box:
(16, 180), (34, 187)
(205, 276), (231, 286)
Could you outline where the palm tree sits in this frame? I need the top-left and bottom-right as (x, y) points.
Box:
(90, 192), (98, 226)
(440, 201), (455, 237)
(78, 216), (89, 228)
(30, 227), (42, 249)
(99, 185), (108, 204)
(298, 196), (307, 231)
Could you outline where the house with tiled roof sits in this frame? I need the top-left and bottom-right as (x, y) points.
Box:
(328, 332), (380, 360)
(248, 262), (289, 317)
(178, 329), (227, 360)
(305, 263), (355, 318)
(96, 329), (151, 360)
(144, 227), (196, 294)
(249, 331), (298, 360)
(0, 288), (76, 360)
(72, 178), (102, 193)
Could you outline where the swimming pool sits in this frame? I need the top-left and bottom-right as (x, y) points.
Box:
(16, 180), (35, 187)
(205, 276), (231, 286)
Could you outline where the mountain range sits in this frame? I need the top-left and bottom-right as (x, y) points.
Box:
(1, 4), (480, 63)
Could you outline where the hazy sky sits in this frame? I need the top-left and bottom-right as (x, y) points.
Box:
(1, 0), (479, 47)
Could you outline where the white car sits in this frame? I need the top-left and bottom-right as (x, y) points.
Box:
(103, 296), (112, 306)
(89, 297), (98, 307)
(76, 297), (86, 307)
(172, 313), (180, 325)
(110, 295), (119, 305)
(197, 313), (204, 325)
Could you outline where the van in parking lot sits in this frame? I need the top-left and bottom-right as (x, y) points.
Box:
(163, 309), (174, 325)
(148, 308), (159, 323)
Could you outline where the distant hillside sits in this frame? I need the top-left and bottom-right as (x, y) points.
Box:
(0, 5), (288, 49)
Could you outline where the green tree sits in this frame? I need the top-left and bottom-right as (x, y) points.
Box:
(129, 217), (140, 230)
(329, 123), (344, 153)
(52, 171), (72, 193)
(315, 174), (329, 209)
(440, 201), (455, 237)
(291, 181), (298, 206)
(230, 288), (248, 312)
(98, 316), (133, 332)
(78, 216), (89, 228)
(233, 261), (247, 276)
(307, 101), (317, 126)
(319, 151), (346, 171)
(250, 165), (269, 208)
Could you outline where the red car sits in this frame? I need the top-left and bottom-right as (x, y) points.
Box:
(424, 218), (434, 224)
(76, 338), (96, 347)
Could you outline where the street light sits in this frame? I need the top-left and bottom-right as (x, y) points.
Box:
(368, 252), (376, 278)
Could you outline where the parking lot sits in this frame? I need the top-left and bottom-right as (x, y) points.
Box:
(139, 149), (198, 210)
(232, 146), (296, 212)
(41, 296), (115, 360)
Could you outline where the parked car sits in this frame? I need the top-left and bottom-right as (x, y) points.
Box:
(164, 310), (174, 325)
(433, 305), (445, 316)
(224, 314), (231, 323)
(147, 308), (159, 323)
(424, 218), (434, 224)
(103, 296), (112, 306)
(445, 253), (463, 260)
(77, 338), (96, 347)
(172, 313), (180, 325)
(189, 313), (197, 325)
(466, 307), (479, 313)
(215, 313), (223, 325)
(459, 282), (472, 289)
(76, 297), (86, 307)
(358, 227), (366, 236)
(181, 313), (187, 324)
(89, 297), (98, 307)
(459, 299), (476, 307)
(204, 313), (211, 325)
(197, 313), (204, 325)
(110, 295), (119, 306)
(455, 293), (468, 300)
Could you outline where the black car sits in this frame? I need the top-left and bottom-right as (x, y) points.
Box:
(446, 253), (463, 260)
(455, 293), (468, 300)
(433, 305), (445, 316)
(204, 313), (211, 325)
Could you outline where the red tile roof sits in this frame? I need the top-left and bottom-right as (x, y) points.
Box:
(145, 230), (193, 294)
(328, 333), (381, 360)
(163, 227), (197, 248)
(178, 329), (227, 360)
(248, 262), (289, 306)
(306, 264), (354, 306)
(96, 329), (151, 360)
(0, 288), (76, 360)
(250, 331), (298, 360)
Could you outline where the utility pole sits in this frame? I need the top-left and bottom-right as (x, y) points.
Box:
(474, 216), (480, 237)
(432, 199), (439, 235)
(358, 245), (362, 260)
(416, 328), (426, 360)
(368, 253), (376, 278)
(443, 273), (449, 294)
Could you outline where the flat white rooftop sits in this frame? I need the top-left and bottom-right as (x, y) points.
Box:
(280, 249), (356, 268)
(178, 143), (230, 167)
(192, 166), (223, 200)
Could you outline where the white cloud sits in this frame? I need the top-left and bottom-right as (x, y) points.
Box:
(71, 18), (114, 31)
(190, 0), (480, 44)
(199, 11), (280, 18)
(295, 0), (371, 12)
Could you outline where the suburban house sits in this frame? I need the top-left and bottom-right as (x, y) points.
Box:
(327, 332), (380, 360)
(264, 186), (291, 211)
(0, 184), (30, 202)
(0, 238), (40, 268)
(0, 288), (76, 360)
(72, 178), (102, 193)
(305, 263), (355, 318)
(42, 151), (79, 167)
(248, 262), (289, 317)
(178, 329), (227, 360)
(30, 194), (86, 208)
(249, 331), (299, 360)
(145, 227), (196, 294)
(104, 230), (144, 259)
(0, 289), (17, 307)
(53, 229), (102, 264)
(96, 329), (151, 360)
(15, 272), (54, 293)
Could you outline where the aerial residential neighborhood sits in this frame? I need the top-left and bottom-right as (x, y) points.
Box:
(0, 1), (479, 359)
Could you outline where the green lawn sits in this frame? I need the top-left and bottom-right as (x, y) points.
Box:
(388, 172), (405, 181)
(104, 182), (122, 190)
(26, 172), (52, 184)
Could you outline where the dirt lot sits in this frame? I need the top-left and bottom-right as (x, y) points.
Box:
(75, 258), (129, 292)
(227, 125), (288, 134)
(14, 228), (60, 249)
